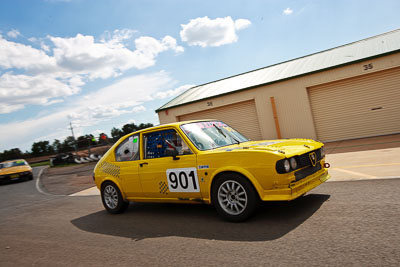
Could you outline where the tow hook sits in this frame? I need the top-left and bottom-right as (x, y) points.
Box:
(324, 163), (331, 168)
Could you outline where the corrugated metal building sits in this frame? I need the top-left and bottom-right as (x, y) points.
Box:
(157, 29), (400, 142)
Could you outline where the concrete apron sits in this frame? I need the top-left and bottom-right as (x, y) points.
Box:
(326, 146), (400, 182)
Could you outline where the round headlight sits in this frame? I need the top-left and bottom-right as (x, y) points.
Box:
(290, 158), (297, 170)
(283, 159), (291, 172)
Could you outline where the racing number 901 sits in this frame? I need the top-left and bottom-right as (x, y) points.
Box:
(166, 168), (200, 192)
(168, 171), (196, 190)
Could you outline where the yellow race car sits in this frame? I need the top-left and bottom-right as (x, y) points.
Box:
(94, 120), (330, 221)
(0, 159), (33, 184)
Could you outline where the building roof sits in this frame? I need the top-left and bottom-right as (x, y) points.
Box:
(157, 29), (400, 112)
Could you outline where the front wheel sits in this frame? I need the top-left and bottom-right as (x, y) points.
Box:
(101, 181), (129, 214)
(212, 173), (260, 222)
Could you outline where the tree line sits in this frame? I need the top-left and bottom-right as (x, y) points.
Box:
(0, 122), (153, 162)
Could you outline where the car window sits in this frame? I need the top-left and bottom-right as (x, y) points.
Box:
(115, 134), (140, 162)
(12, 160), (27, 167)
(144, 129), (192, 159)
(1, 162), (17, 168)
(180, 121), (248, 150)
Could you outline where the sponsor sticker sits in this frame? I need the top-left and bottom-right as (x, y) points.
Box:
(198, 165), (209, 169)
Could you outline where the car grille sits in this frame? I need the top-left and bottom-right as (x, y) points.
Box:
(295, 162), (322, 181)
(297, 148), (323, 168)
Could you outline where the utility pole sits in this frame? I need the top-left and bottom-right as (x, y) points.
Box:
(69, 122), (78, 153)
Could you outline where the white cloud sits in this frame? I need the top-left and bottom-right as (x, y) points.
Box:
(132, 106), (146, 113)
(0, 73), (79, 114)
(7, 29), (21, 38)
(40, 42), (50, 52)
(283, 8), (293, 15)
(80, 71), (173, 107)
(234, 19), (251, 30)
(154, 84), (194, 99)
(0, 26), (189, 150)
(180, 16), (251, 47)
(0, 109), (73, 152)
(133, 35), (184, 65)
(101, 29), (137, 45)
(43, 99), (64, 106)
(159, 35), (184, 53)
(0, 36), (57, 72)
(0, 72), (179, 151)
(66, 72), (174, 127)
(68, 104), (145, 126)
(0, 30), (184, 114)
(51, 33), (183, 79)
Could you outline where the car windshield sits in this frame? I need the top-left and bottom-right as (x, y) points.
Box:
(12, 160), (27, 167)
(180, 121), (248, 150)
(0, 161), (26, 169)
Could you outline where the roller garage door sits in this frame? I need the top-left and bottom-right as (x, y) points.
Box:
(178, 100), (263, 141)
(308, 67), (400, 142)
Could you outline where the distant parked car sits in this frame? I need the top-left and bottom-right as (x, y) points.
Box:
(0, 159), (33, 184)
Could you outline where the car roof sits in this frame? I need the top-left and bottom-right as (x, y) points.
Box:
(139, 119), (217, 132)
(120, 119), (219, 139)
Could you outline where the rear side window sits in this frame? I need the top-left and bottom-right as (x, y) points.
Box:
(115, 135), (140, 162)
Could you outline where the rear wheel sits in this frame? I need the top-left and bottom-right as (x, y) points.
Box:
(101, 181), (129, 214)
(212, 173), (260, 222)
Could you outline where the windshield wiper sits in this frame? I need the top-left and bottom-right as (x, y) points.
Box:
(213, 124), (240, 145)
(213, 124), (226, 138)
(231, 136), (240, 145)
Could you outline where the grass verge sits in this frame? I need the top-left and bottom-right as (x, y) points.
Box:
(30, 161), (50, 167)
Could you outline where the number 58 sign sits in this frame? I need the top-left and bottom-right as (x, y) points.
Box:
(166, 168), (200, 192)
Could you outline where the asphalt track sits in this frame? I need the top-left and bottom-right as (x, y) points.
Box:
(0, 166), (399, 266)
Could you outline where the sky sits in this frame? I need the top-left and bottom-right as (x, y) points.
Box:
(0, 0), (399, 152)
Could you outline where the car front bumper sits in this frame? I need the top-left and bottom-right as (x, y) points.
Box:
(0, 172), (33, 182)
(259, 168), (330, 201)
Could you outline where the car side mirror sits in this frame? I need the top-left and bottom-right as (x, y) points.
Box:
(166, 148), (180, 160)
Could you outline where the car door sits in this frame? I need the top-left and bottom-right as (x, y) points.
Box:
(113, 134), (143, 197)
(138, 128), (202, 200)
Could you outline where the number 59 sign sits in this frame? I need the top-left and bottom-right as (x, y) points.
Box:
(166, 168), (200, 192)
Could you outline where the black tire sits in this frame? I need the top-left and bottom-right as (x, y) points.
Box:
(101, 181), (129, 214)
(211, 173), (260, 222)
(28, 174), (33, 180)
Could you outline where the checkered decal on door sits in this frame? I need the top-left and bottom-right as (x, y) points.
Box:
(159, 181), (169, 195)
(100, 162), (120, 178)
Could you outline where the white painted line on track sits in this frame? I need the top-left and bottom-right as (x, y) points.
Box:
(327, 176), (400, 182)
(332, 168), (377, 179)
(35, 166), (54, 196)
(332, 162), (400, 169)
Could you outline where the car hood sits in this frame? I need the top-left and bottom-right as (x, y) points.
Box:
(0, 166), (32, 175)
(213, 139), (323, 157)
